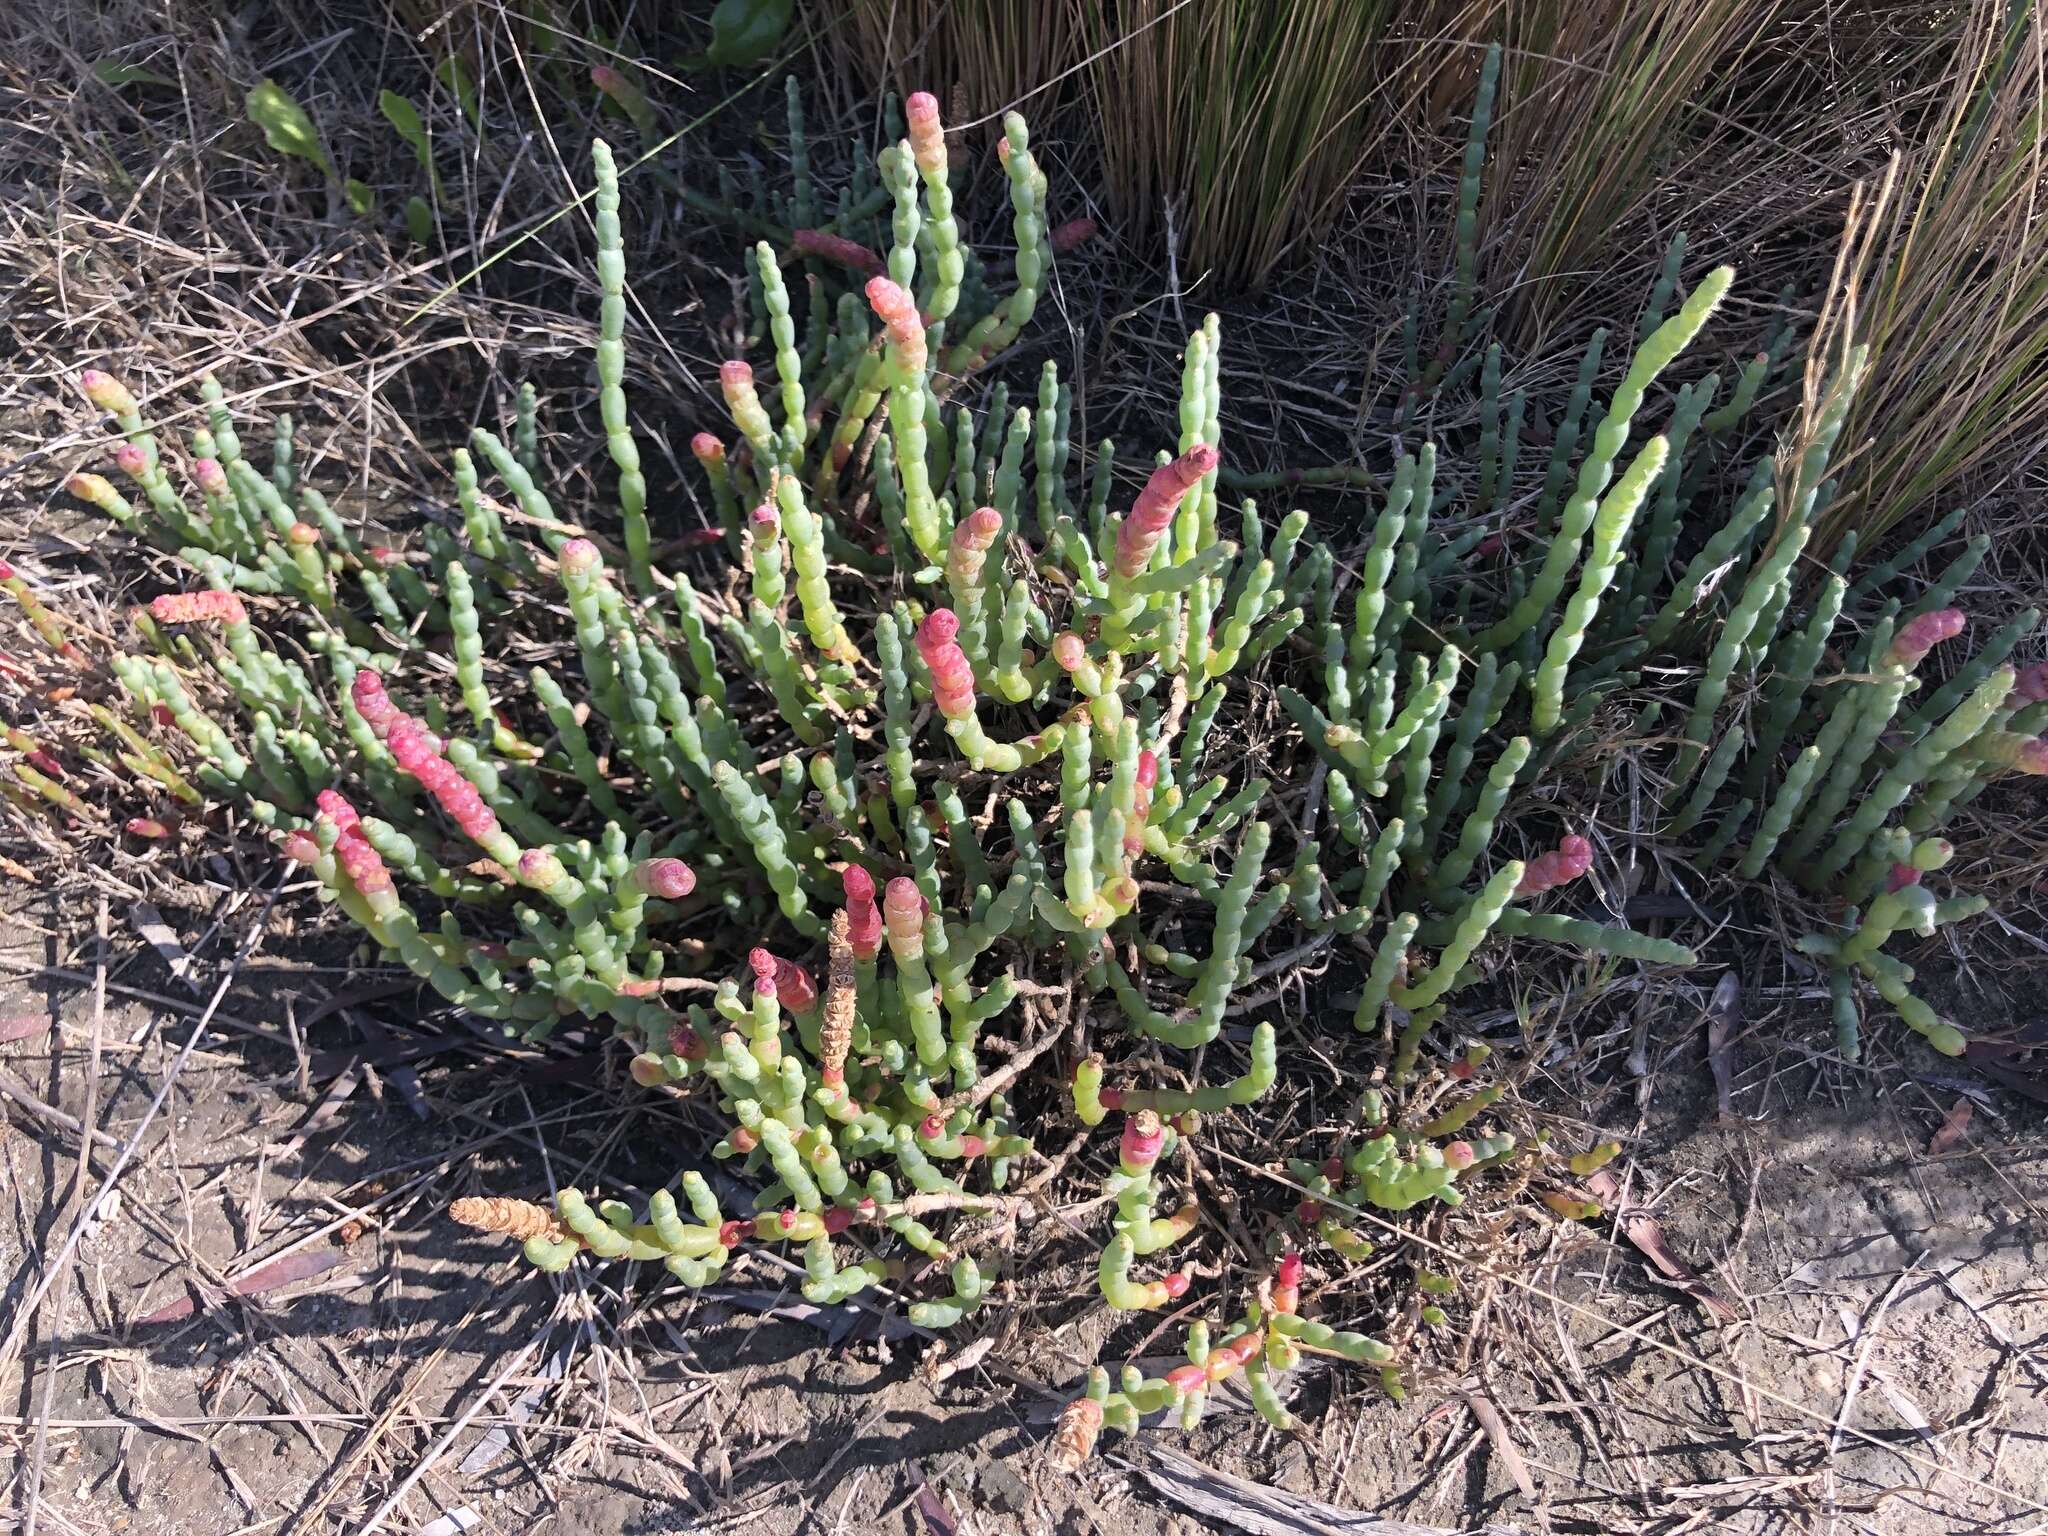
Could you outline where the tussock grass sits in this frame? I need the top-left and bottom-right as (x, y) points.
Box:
(1824, 0), (2048, 547)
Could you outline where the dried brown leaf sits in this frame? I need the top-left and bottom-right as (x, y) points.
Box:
(135, 1246), (348, 1325)
(1584, 1169), (1737, 1322)
(1704, 971), (1739, 1122)
(1927, 1098), (1972, 1155)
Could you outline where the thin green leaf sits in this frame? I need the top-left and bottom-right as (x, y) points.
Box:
(703, 0), (793, 69)
(246, 78), (334, 181)
(343, 178), (376, 218)
(592, 65), (658, 136)
(91, 58), (177, 89)
(436, 55), (482, 135)
(404, 194), (436, 247)
(379, 90), (443, 199)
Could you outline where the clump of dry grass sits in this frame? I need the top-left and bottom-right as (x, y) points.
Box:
(1456, 0), (1853, 351)
(832, 0), (1088, 130)
(1078, 0), (1420, 291)
(1821, 0), (2048, 548)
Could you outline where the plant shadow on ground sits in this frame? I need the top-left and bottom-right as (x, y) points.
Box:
(5, 865), (2046, 1533)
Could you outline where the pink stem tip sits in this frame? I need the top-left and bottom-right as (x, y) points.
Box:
(1884, 609), (1965, 670)
(1119, 1109), (1166, 1174)
(748, 947), (780, 1004)
(350, 670), (405, 741)
(864, 277), (927, 377)
(905, 91), (946, 177)
(914, 608), (977, 719)
(634, 858), (697, 899)
(151, 591), (247, 625)
(882, 877), (926, 946)
(79, 369), (137, 415)
(1516, 834), (1592, 897)
(793, 228), (882, 276)
(1115, 445), (1219, 579)
(842, 865), (883, 961)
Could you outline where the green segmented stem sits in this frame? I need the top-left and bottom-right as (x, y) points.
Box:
(880, 142), (919, 290)
(754, 242), (809, 463)
(1533, 329), (1606, 539)
(1531, 436), (1666, 734)
(773, 473), (856, 663)
(1424, 656), (1516, 852)
(443, 562), (491, 731)
(669, 572), (726, 708)
(1421, 1082), (1501, 1137)
(1437, 42), (1499, 380)
(1353, 912), (1418, 1031)
(1701, 349), (1768, 434)
(591, 142), (650, 593)
(1839, 884), (1936, 968)
(909, 1257), (986, 1328)
(1847, 504), (1970, 604)
(270, 411), (294, 496)
(1902, 535), (1987, 623)
(1268, 1307), (1396, 1362)
(514, 381), (540, 476)
(944, 115), (1048, 374)
(1479, 267), (1730, 656)
(1432, 735), (1531, 895)
(1640, 231), (1690, 340)
(886, 373), (944, 561)
(1680, 522), (1812, 757)
(531, 666), (626, 821)
(1829, 967), (1862, 1062)
(1745, 574), (1847, 797)
(1643, 457), (1777, 648)
(1633, 374), (1716, 603)
(471, 426), (569, 553)
(714, 760), (819, 935)
(1737, 746), (1822, 878)
(1810, 668), (2013, 888)
(1394, 862), (1520, 1009)
(1475, 344), (1503, 509)
(1491, 908), (1695, 965)
(1119, 1022), (1278, 1114)
(1665, 726), (1742, 836)
(1204, 559), (1274, 679)
(1857, 952), (1965, 1056)
(1177, 820), (1269, 1043)
(1033, 362), (1061, 538)
(1097, 1233), (1179, 1311)
(1679, 798), (1744, 872)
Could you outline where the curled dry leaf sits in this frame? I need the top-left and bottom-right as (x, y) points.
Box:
(1927, 1098), (1972, 1155)
(1582, 1169), (1737, 1322)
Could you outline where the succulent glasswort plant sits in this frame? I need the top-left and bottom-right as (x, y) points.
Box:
(43, 58), (2046, 1463)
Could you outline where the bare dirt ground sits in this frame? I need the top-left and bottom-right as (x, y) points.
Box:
(4, 887), (2044, 1536)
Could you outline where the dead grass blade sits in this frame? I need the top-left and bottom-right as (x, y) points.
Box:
(1131, 1445), (1534, 1535)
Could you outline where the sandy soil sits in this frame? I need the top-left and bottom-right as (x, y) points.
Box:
(3, 900), (2045, 1536)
